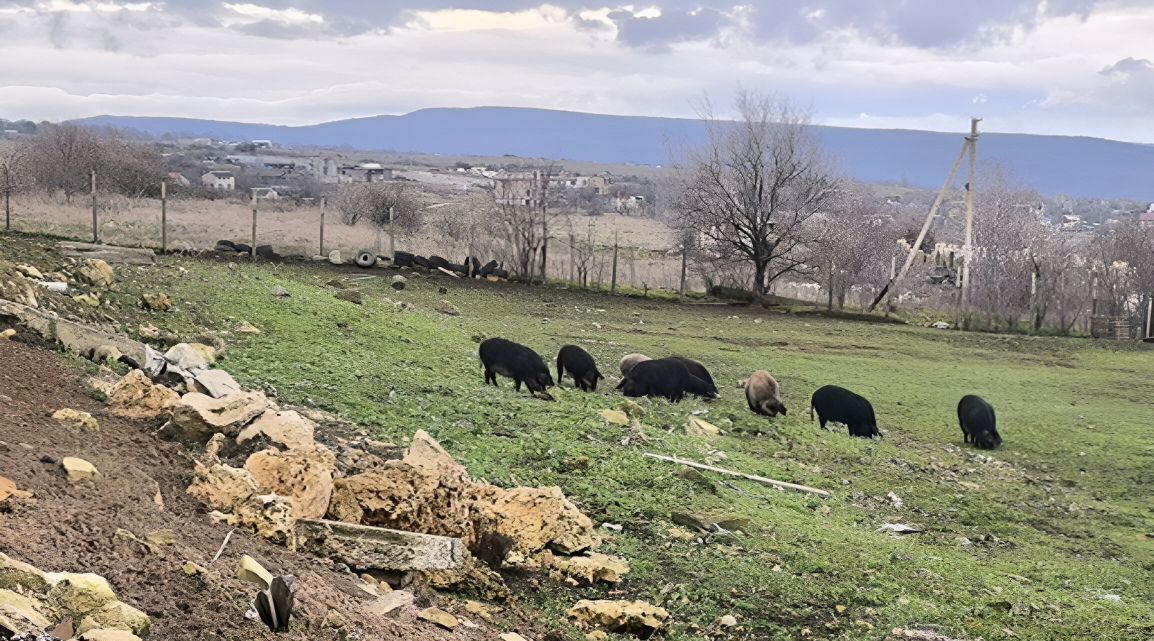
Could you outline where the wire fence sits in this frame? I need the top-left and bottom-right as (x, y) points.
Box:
(1, 183), (698, 298)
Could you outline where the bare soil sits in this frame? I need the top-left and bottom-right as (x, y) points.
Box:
(0, 340), (486, 641)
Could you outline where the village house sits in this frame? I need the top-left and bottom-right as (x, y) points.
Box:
(338, 162), (393, 183)
(200, 170), (235, 191)
(492, 170), (613, 206)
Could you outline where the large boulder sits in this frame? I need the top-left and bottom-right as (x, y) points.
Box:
(476, 485), (599, 555)
(76, 260), (115, 288)
(191, 369), (243, 399)
(236, 410), (317, 450)
(243, 445), (336, 519)
(159, 391), (268, 443)
(106, 370), (179, 420)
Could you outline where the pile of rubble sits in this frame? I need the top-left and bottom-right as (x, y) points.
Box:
(0, 553), (150, 640)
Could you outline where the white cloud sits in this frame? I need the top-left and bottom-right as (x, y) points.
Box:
(0, 1), (1150, 143)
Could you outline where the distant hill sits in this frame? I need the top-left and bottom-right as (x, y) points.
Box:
(74, 107), (1154, 199)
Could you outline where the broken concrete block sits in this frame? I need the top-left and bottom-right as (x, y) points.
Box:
(289, 519), (465, 572)
(236, 410), (317, 450)
(191, 369), (242, 399)
(159, 391), (268, 443)
(236, 555), (273, 589)
(61, 457), (100, 482)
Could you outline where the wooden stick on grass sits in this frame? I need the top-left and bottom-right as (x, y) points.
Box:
(644, 453), (831, 498)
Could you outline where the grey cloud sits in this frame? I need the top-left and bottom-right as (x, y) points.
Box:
(1101, 57), (1154, 76)
(607, 7), (725, 51)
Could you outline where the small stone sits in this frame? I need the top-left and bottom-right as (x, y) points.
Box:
(181, 562), (206, 577)
(273, 285), (290, 298)
(323, 610), (347, 628)
(585, 632), (609, 641)
(436, 300), (461, 316)
(236, 555), (273, 589)
(77, 259), (115, 287)
(567, 600), (669, 637)
(52, 409), (100, 433)
(235, 321), (262, 335)
(500, 634), (530, 641)
(164, 343), (216, 370)
(61, 457), (100, 481)
(418, 607), (459, 630)
(137, 323), (160, 339)
(719, 614), (738, 627)
(78, 630), (141, 641)
(463, 600), (494, 622)
(73, 293), (101, 307)
(145, 530), (176, 546)
(328, 250), (344, 265)
(686, 416), (721, 438)
(140, 292), (171, 311)
(0, 328), (15, 340)
(618, 400), (646, 418)
(15, 264), (44, 279)
(334, 290), (363, 304)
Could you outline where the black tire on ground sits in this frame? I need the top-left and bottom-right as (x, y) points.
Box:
(354, 250), (378, 268)
(233, 243), (253, 255)
(216, 239), (237, 249)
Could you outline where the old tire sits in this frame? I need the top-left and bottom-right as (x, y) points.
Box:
(354, 250), (378, 268)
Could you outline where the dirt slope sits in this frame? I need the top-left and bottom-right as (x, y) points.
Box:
(0, 340), (465, 641)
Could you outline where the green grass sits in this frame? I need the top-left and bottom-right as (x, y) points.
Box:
(142, 258), (1154, 640)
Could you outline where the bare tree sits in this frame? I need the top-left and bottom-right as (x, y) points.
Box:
(810, 183), (898, 309)
(335, 181), (424, 234)
(0, 143), (28, 227)
(98, 135), (165, 198)
(25, 123), (101, 201)
(488, 165), (561, 280)
(675, 91), (839, 301)
(968, 170), (1044, 330)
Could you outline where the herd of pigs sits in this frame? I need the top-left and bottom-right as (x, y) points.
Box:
(479, 337), (1004, 450)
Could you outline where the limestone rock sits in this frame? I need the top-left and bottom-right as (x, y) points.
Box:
(477, 485), (599, 555)
(328, 250), (344, 265)
(163, 343), (216, 371)
(436, 300), (461, 316)
(364, 590), (413, 617)
(191, 369), (242, 399)
(0, 588), (52, 633)
(78, 630), (141, 641)
(181, 562), (206, 577)
(106, 370), (179, 420)
(84, 601), (150, 636)
(62, 457), (99, 482)
(236, 410), (317, 450)
(599, 410), (629, 426)
(73, 293), (101, 308)
(243, 445), (335, 519)
(44, 573), (117, 617)
(77, 260), (114, 288)
(423, 556), (509, 601)
(52, 409), (100, 433)
(14, 264), (43, 279)
(159, 391), (268, 443)
(417, 607), (458, 630)
(686, 416), (721, 438)
(566, 600), (669, 638)
(719, 614), (738, 627)
(186, 461), (259, 511)
(136, 324), (160, 339)
(230, 494), (296, 542)
(619, 400), (646, 418)
(0, 329), (14, 340)
(0, 276), (38, 308)
(0, 552), (48, 593)
(139, 293), (171, 312)
(236, 555), (273, 589)
(273, 286), (290, 298)
(235, 322), (261, 335)
(541, 552), (629, 585)
(501, 634), (530, 641)
(334, 290), (363, 304)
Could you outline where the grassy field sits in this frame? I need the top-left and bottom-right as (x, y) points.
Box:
(90, 253), (1154, 639)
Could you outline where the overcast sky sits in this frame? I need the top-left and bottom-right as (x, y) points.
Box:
(0, 1), (1151, 142)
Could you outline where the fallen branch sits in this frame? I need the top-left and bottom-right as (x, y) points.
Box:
(209, 528), (236, 565)
(643, 453), (831, 497)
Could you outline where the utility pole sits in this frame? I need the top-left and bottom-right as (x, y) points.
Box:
(160, 178), (167, 253)
(319, 196), (326, 256)
(867, 124), (974, 312)
(961, 117), (981, 312)
(90, 169), (99, 243)
(610, 230), (619, 295)
(250, 189), (258, 259)
(388, 206), (395, 262)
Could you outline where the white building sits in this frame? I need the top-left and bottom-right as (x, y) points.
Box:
(200, 171), (235, 191)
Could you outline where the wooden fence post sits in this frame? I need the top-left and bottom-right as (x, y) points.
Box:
(388, 206), (396, 261)
(90, 169), (99, 244)
(319, 196), (326, 257)
(160, 179), (167, 253)
(250, 190), (258, 259)
(610, 231), (619, 295)
(679, 243), (688, 301)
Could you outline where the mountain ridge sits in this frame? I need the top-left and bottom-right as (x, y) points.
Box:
(73, 106), (1154, 199)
